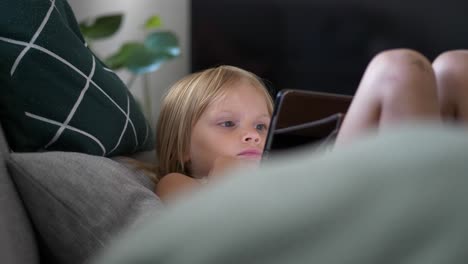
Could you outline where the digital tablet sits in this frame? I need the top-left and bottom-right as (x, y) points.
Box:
(263, 89), (353, 158)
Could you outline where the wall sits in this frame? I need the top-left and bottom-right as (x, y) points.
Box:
(67, 0), (190, 126)
(192, 0), (467, 95)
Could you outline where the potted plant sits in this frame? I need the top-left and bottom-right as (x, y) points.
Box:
(79, 13), (180, 121)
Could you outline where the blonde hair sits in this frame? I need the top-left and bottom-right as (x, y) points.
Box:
(154, 65), (273, 182)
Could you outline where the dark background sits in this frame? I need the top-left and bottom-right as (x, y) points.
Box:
(191, 0), (468, 96)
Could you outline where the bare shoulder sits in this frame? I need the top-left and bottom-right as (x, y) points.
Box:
(158, 173), (198, 187)
(155, 173), (200, 202)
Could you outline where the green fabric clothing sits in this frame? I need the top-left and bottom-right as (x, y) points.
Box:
(93, 123), (468, 264)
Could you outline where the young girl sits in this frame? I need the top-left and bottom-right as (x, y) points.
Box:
(153, 49), (468, 202)
(154, 65), (274, 201)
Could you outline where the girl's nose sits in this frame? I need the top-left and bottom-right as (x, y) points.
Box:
(242, 129), (260, 143)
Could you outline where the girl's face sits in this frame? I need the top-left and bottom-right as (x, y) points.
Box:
(188, 81), (271, 178)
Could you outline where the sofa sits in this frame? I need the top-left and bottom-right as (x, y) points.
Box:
(0, 121), (164, 264)
(4, 119), (468, 264)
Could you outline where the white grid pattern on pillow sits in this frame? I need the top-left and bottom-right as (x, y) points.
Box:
(10, 0), (56, 76)
(0, 0), (150, 155)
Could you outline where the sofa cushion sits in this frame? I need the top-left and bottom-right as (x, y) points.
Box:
(0, 125), (39, 264)
(7, 151), (164, 264)
(0, 0), (154, 157)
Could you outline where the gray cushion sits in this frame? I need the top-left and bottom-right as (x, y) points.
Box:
(0, 0), (154, 157)
(93, 123), (468, 264)
(7, 151), (164, 264)
(0, 125), (39, 264)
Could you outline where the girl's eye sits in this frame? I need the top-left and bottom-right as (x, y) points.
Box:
(256, 123), (268, 131)
(220, 121), (236, 127)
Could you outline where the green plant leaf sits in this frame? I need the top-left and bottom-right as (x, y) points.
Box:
(144, 31), (180, 57)
(104, 42), (145, 70)
(104, 41), (178, 75)
(126, 51), (174, 74)
(144, 15), (162, 30)
(79, 14), (123, 40)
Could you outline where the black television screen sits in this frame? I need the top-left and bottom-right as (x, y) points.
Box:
(191, 0), (468, 95)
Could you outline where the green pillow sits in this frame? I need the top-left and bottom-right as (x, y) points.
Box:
(0, 0), (154, 156)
